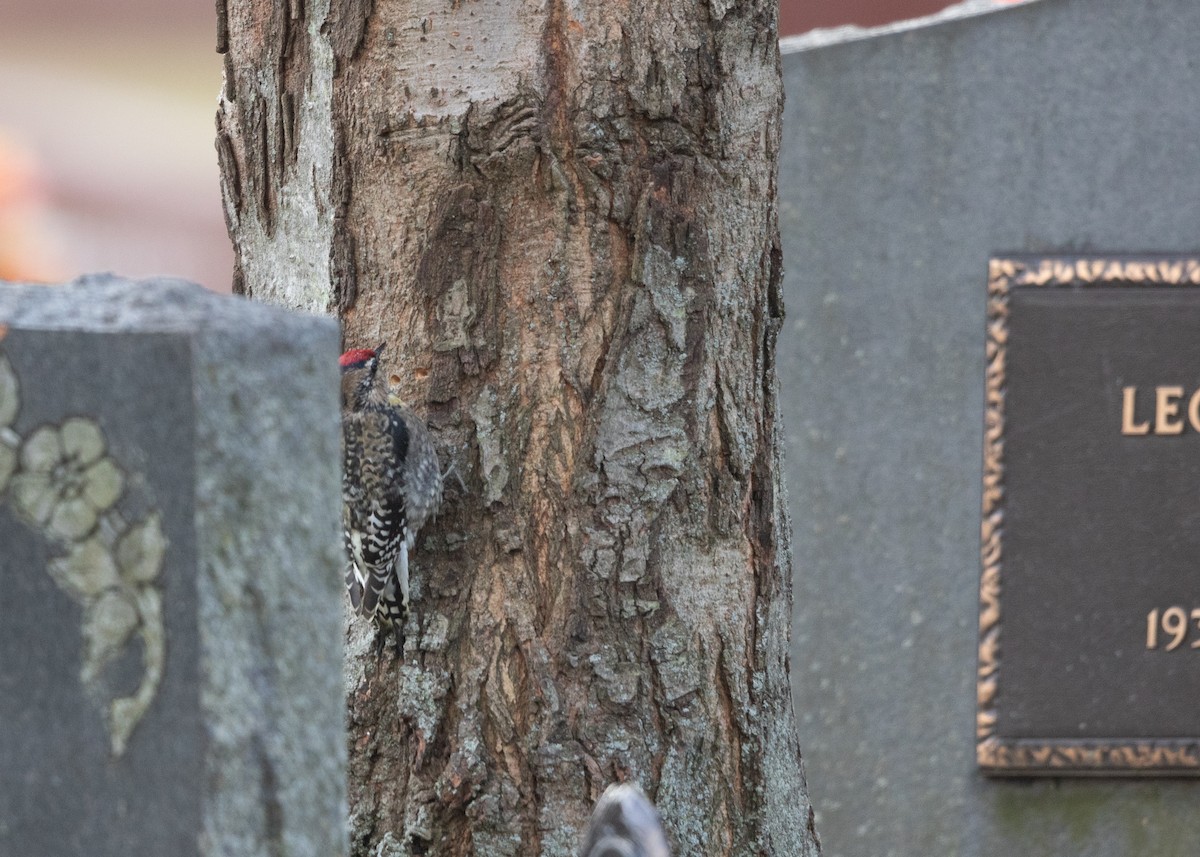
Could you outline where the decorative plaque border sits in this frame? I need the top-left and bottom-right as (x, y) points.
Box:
(979, 254), (1200, 776)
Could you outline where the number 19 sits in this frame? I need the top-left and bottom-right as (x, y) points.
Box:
(1146, 607), (1200, 650)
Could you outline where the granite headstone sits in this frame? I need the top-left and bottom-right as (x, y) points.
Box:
(780, 0), (1200, 854)
(0, 276), (345, 856)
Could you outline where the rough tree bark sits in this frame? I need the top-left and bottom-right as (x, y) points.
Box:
(216, 0), (819, 854)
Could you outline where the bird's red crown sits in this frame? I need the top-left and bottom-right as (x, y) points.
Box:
(339, 348), (377, 368)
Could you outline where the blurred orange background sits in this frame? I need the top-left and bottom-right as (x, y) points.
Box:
(0, 0), (964, 291)
(0, 1), (228, 288)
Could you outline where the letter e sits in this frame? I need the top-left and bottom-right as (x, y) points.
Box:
(1156, 386), (1185, 435)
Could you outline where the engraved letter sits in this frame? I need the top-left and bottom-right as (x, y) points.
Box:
(1155, 386), (1185, 435)
(1122, 386), (1150, 435)
(1189, 389), (1200, 433)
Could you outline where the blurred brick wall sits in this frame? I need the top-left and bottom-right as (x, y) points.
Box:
(780, 0), (956, 35)
(1, 0), (969, 289)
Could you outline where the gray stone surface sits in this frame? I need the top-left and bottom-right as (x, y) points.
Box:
(0, 275), (345, 856)
(778, 1), (1200, 855)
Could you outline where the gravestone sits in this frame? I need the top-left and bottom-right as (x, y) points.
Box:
(779, 0), (1200, 855)
(0, 275), (345, 856)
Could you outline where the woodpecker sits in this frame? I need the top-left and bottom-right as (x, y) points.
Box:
(339, 344), (443, 649)
(579, 784), (671, 857)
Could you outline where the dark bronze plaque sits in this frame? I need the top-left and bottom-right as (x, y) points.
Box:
(979, 255), (1200, 775)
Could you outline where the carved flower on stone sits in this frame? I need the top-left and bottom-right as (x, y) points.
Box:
(0, 352), (17, 429)
(0, 351), (165, 758)
(0, 353), (18, 493)
(47, 527), (168, 756)
(0, 438), (13, 495)
(10, 417), (125, 541)
(116, 514), (167, 584)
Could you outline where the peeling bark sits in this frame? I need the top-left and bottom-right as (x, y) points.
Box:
(217, 0), (337, 309)
(219, 0), (818, 854)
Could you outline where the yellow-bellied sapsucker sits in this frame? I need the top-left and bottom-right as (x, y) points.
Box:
(339, 345), (442, 649)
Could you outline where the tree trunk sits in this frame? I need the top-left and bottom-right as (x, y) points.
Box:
(216, 0), (819, 854)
